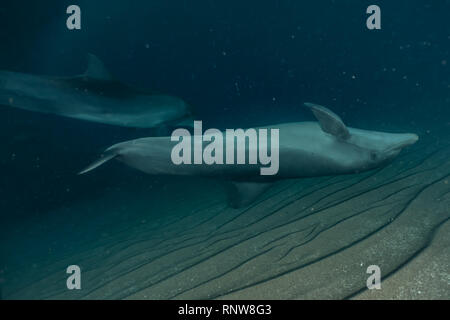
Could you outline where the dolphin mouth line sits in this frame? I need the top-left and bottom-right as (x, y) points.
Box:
(384, 134), (419, 153)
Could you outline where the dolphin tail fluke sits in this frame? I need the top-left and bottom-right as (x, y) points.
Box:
(78, 151), (117, 175)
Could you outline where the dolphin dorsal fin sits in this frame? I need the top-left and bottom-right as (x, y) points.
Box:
(83, 53), (113, 81)
(304, 102), (350, 140)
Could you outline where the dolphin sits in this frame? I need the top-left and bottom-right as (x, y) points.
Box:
(0, 54), (192, 129)
(79, 103), (419, 207)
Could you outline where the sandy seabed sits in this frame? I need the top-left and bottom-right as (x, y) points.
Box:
(2, 129), (450, 300)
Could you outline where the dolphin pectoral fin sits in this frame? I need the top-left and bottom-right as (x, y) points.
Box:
(78, 152), (117, 175)
(304, 102), (350, 140)
(227, 181), (273, 208)
(83, 53), (113, 81)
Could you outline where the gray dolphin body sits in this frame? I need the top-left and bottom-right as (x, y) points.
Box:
(0, 54), (192, 128)
(80, 103), (419, 207)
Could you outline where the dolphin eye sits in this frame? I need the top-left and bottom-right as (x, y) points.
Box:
(370, 151), (378, 161)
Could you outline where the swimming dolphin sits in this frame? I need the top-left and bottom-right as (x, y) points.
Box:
(79, 103), (419, 207)
(0, 54), (192, 129)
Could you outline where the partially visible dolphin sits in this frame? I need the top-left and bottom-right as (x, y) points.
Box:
(79, 103), (419, 207)
(0, 54), (192, 129)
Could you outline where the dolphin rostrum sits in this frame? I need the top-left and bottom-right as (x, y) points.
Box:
(79, 103), (419, 207)
(0, 54), (192, 128)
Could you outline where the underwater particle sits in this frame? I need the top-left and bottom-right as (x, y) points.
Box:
(272, 97), (276, 101)
(290, 34), (295, 39)
(403, 75), (408, 80)
(441, 60), (447, 66)
(444, 180), (448, 185)
(352, 75), (356, 79)
(145, 43), (150, 49)
(222, 51), (227, 56)
(8, 97), (13, 105)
